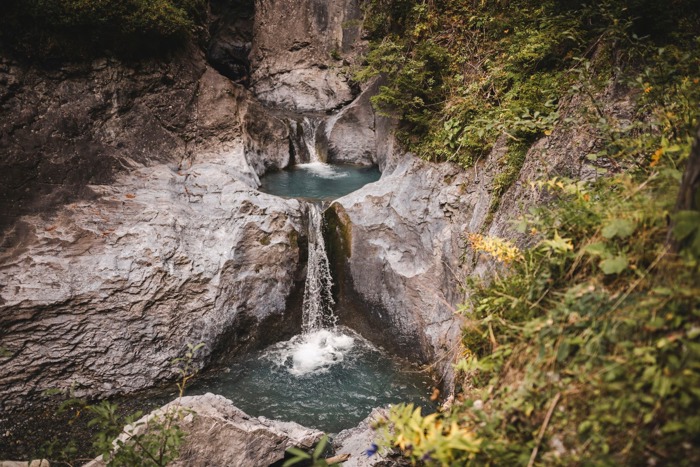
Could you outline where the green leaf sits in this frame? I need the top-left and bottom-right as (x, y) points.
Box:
(599, 255), (628, 274)
(542, 231), (574, 252)
(557, 341), (571, 363)
(661, 421), (685, 433)
(283, 448), (312, 467)
(583, 242), (611, 258)
(672, 210), (700, 241)
(601, 219), (636, 239)
(313, 436), (329, 460)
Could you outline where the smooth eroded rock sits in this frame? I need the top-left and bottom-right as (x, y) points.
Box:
(326, 156), (489, 388)
(0, 149), (306, 409)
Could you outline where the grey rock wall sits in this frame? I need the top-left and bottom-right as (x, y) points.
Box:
(250, 0), (364, 111)
(0, 48), (298, 409)
(0, 148), (305, 408)
(325, 82), (634, 391)
(326, 156), (490, 387)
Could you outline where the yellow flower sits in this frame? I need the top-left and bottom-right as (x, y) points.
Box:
(467, 233), (523, 264)
(650, 147), (664, 167)
(644, 86), (653, 93)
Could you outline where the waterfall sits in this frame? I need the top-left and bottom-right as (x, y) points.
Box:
(287, 116), (328, 164)
(301, 203), (336, 333)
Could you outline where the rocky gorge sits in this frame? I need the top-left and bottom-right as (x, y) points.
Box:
(0, 0), (685, 465)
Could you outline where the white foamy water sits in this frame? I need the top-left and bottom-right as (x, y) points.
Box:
(302, 203), (337, 332)
(266, 329), (355, 376)
(298, 162), (349, 179)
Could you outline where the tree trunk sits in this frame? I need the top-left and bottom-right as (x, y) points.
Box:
(670, 125), (700, 251)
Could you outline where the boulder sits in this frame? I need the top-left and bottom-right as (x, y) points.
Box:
(333, 408), (392, 467)
(325, 79), (379, 166)
(85, 393), (324, 467)
(325, 155), (494, 388)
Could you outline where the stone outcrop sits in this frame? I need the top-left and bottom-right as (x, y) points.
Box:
(0, 47), (293, 235)
(0, 145), (306, 408)
(333, 408), (393, 467)
(250, 0), (364, 111)
(326, 155), (490, 387)
(325, 83), (634, 390)
(0, 48), (203, 234)
(0, 53), (302, 409)
(85, 393), (324, 467)
(324, 79), (379, 167)
(207, 0), (255, 85)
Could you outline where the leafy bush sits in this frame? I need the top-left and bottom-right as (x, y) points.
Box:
(0, 0), (207, 60)
(367, 1), (700, 464)
(357, 0), (699, 169)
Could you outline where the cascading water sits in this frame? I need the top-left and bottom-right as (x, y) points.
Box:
(301, 203), (336, 333)
(186, 140), (434, 433)
(287, 116), (328, 164)
(285, 202), (356, 376)
(187, 198), (435, 432)
(301, 117), (325, 163)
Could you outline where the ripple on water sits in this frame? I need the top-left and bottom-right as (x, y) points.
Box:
(187, 328), (435, 433)
(258, 163), (381, 202)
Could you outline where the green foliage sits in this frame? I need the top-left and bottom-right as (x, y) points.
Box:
(88, 400), (187, 467)
(487, 140), (531, 219)
(0, 0), (207, 60)
(371, 2), (700, 463)
(283, 435), (339, 467)
(382, 166), (700, 465)
(375, 404), (481, 465)
(39, 342), (204, 465)
(357, 0), (699, 168)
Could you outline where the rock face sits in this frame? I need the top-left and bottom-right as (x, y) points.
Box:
(0, 48), (203, 234)
(333, 408), (392, 467)
(0, 47), (293, 235)
(0, 147), (306, 408)
(0, 51), (304, 409)
(207, 0), (255, 85)
(325, 83), (634, 390)
(85, 393), (324, 467)
(324, 79), (379, 166)
(250, 0), (364, 111)
(326, 155), (492, 387)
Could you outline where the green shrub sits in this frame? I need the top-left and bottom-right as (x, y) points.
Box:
(357, 0), (699, 168)
(0, 0), (207, 60)
(368, 1), (700, 464)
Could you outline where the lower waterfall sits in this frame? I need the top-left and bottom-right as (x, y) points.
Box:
(301, 203), (336, 333)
